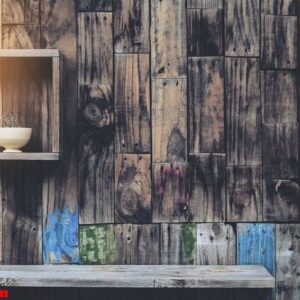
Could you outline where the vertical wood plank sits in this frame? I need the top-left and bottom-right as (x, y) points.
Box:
(76, 0), (112, 12)
(2, 0), (24, 24)
(151, 0), (186, 78)
(225, 0), (260, 57)
(237, 223), (275, 275)
(115, 154), (151, 223)
(2, 25), (40, 48)
(261, 15), (297, 69)
(188, 57), (224, 153)
(2, 162), (42, 264)
(115, 54), (150, 153)
(276, 224), (300, 300)
(225, 58), (261, 166)
(187, 9), (223, 56)
(160, 224), (197, 264)
(263, 123), (298, 179)
(189, 154), (225, 222)
(227, 166), (263, 222)
(114, 0), (150, 53)
(78, 12), (113, 86)
(187, 0), (223, 9)
(262, 70), (297, 123)
(152, 78), (187, 162)
(79, 85), (114, 224)
(263, 0), (296, 15)
(197, 223), (236, 265)
(41, 0), (78, 263)
(24, 0), (40, 24)
(152, 163), (190, 222)
(263, 179), (300, 221)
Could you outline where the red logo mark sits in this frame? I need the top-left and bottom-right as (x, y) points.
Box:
(0, 289), (8, 298)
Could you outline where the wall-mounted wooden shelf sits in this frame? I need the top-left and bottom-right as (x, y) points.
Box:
(0, 265), (275, 288)
(0, 49), (62, 160)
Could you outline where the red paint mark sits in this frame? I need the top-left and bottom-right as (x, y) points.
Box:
(0, 290), (8, 298)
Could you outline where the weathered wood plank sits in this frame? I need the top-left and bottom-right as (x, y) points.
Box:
(79, 85), (114, 224)
(77, 12), (113, 85)
(80, 224), (159, 265)
(225, 58), (261, 166)
(24, 0), (40, 24)
(263, 123), (298, 179)
(261, 15), (297, 69)
(161, 224), (197, 264)
(276, 224), (300, 300)
(188, 57), (224, 153)
(151, 0), (187, 78)
(2, 162), (42, 264)
(263, 0), (296, 15)
(114, 0), (150, 53)
(2, 25), (40, 49)
(237, 224), (275, 275)
(187, 9), (223, 56)
(115, 154), (151, 223)
(2, 0), (24, 24)
(76, 0), (112, 12)
(115, 54), (150, 153)
(264, 180), (300, 221)
(152, 163), (190, 222)
(187, 0), (223, 9)
(227, 166), (263, 222)
(225, 0), (260, 57)
(0, 265), (275, 288)
(197, 224), (236, 265)
(189, 154), (225, 222)
(152, 79), (187, 162)
(262, 70), (297, 123)
(41, 0), (78, 263)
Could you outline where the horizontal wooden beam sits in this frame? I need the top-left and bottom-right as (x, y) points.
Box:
(0, 49), (60, 57)
(0, 153), (60, 160)
(0, 265), (274, 288)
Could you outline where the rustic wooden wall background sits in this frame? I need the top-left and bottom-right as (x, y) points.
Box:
(0, 0), (299, 299)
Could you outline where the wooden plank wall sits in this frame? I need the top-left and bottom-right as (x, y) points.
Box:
(1, 1), (300, 300)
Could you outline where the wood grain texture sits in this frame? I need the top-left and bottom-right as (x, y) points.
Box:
(276, 224), (300, 300)
(2, 0), (24, 24)
(187, 9), (223, 56)
(78, 12), (113, 85)
(114, 0), (150, 53)
(189, 154), (226, 222)
(197, 223), (236, 265)
(152, 79), (187, 162)
(262, 70), (297, 123)
(263, 0), (296, 15)
(151, 0), (187, 78)
(261, 15), (297, 69)
(2, 25), (40, 49)
(188, 57), (224, 153)
(225, 58), (261, 166)
(237, 224), (275, 276)
(187, 0), (223, 8)
(263, 123), (298, 179)
(115, 154), (151, 223)
(2, 162), (42, 264)
(41, 0), (78, 263)
(0, 265), (275, 288)
(161, 224), (197, 264)
(79, 85), (114, 224)
(264, 180), (300, 221)
(24, 0), (40, 24)
(152, 163), (190, 223)
(227, 166), (263, 222)
(225, 0), (260, 57)
(76, 0), (112, 12)
(115, 54), (150, 153)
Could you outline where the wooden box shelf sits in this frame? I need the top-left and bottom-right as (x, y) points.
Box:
(0, 265), (275, 288)
(0, 49), (62, 160)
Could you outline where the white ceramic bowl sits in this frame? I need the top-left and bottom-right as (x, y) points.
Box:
(0, 127), (32, 152)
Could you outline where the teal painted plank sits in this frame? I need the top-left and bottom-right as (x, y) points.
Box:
(237, 223), (275, 275)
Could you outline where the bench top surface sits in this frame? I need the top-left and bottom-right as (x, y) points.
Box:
(0, 265), (274, 288)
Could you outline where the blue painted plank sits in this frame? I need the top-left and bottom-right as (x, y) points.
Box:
(237, 223), (275, 275)
(43, 206), (79, 264)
